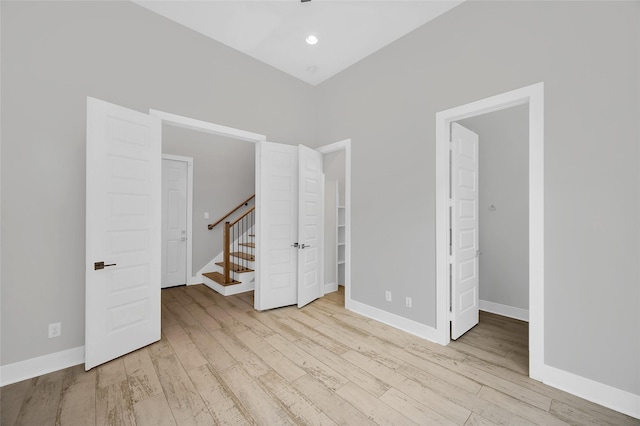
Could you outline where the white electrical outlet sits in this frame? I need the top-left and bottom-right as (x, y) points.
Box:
(406, 297), (412, 308)
(385, 291), (392, 302)
(48, 322), (61, 338)
(204, 212), (210, 220)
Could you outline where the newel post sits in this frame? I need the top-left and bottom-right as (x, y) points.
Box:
(223, 221), (231, 284)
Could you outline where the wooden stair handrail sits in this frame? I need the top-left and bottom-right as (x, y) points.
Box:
(208, 194), (255, 230)
(229, 206), (255, 227)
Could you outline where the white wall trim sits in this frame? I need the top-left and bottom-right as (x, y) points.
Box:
(149, 109), (266, 143)
(435, 82), (545, 381)
(0, 346), (84, 387)
(162, 154), (194, 288)
(348, 299), (439, 343)
(543, 365), (640, 420)
(316, 139), (351, 310)
(324, 282), (338, 294)
(479, 300), (529, 322)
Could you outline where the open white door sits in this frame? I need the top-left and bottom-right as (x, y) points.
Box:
(451, 122), (480, 340)
(161, 158), (188, 288)
(297, 145), (324, 307)
(255, 141), (325, 310)
(256, 141), (299, 310)
(86, 97), (161, 370)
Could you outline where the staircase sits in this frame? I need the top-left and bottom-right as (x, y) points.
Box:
(202, 196), (256, 296)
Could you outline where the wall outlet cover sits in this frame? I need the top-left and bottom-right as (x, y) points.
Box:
(48, 322), (61, 338)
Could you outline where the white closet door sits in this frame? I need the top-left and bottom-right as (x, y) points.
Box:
(297, 145), (324, 308)
(451, 122), (480, 340)
(255, 141), (325, 310)
(256, 141), (299, 310)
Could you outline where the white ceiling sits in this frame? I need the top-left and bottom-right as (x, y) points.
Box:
(133, 1), (464, 86)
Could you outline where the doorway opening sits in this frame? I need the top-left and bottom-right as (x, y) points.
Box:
(435, 82), (544, 381)
(318, 140), (352, 309)
(449, 105), (530, 373)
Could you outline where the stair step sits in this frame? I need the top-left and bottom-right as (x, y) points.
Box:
(203, 271), (240, 286)
(215, 262), (254, 273)
(239, 242), (255, 248)
(231, 251), (255, 261)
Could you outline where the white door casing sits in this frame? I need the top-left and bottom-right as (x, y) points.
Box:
(256, 141), (299, 310)
(85, 97), (161, 370)
(297, 145), (325, 308)
(451, 122), (479, 340)
(162, 158), (187, 288)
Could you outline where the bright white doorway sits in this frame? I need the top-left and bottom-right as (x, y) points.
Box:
(435, 82), (545, 381)
(161, 155), (193, 288)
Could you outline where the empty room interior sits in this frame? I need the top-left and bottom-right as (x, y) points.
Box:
(1, 1), (639, 425)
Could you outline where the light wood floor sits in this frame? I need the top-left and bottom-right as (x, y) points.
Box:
(2, 285), (637, 425)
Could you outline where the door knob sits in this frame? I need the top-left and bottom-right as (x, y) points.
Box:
(94, 261), (116, 270)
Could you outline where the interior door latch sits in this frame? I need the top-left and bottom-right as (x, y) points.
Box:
(94, 261), (116, 270)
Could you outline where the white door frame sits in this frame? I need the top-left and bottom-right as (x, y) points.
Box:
(435, 82), (544, 380)
(149, 110), (265, 291)
(316, 139), (352, 309)
(161, 154), (194, 285)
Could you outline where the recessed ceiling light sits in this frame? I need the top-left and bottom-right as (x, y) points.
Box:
(305, 35), (319, 45)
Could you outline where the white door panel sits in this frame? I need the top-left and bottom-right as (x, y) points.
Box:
(257, 141), (299, 310)
(86, 97), (161, 370)
(451, 122), (479, 340)
(297, 145), (324, 308)
(162, 159), (187, 288)
(256, 142), (325, 310)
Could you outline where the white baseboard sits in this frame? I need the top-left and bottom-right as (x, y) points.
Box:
(543, 364), (640, 419)
(347, 299), (439, 343)
(1, 346), (85, 386)
(202, 276), (255, 296)
(324, 282), (338, 294)
(188, 276), (203, 285)
(479, 299), (529, 322)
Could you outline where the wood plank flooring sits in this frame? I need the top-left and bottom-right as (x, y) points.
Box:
(2, 285), (638, 425)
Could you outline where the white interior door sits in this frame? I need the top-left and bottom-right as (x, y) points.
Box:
(256, 141), (299, 310)
(451, 122), (480, 340)
(85, 97), (161, 370)
(162, 158), (187, 288)
(297, 145), (324, 308)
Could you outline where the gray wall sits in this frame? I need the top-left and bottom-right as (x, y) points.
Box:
(162, 125), (255, 274)
(458, 105), (529, 311)
(314, 1), (639, 395)
(1, 1), (315, 365)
